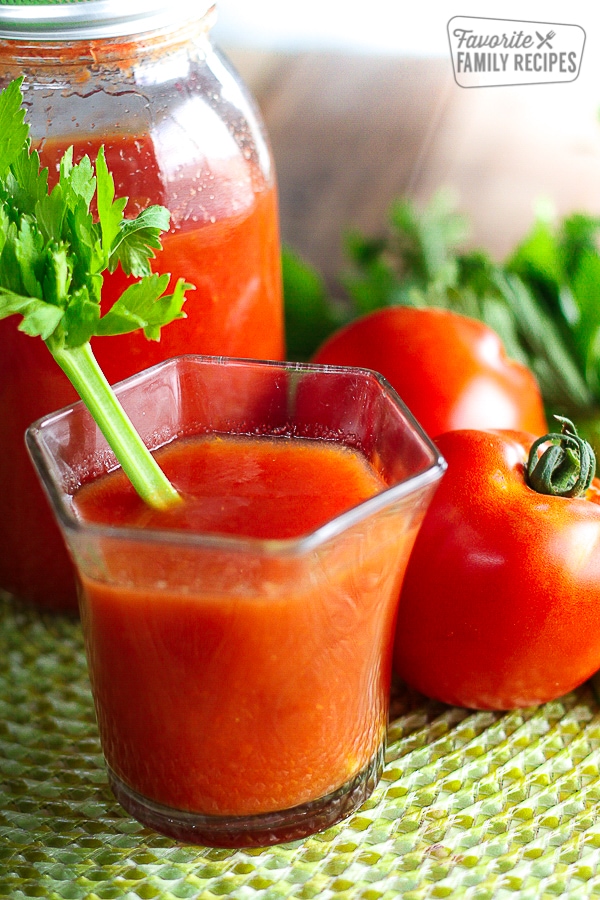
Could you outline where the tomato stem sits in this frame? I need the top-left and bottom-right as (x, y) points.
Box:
(526, 416), (596, 498)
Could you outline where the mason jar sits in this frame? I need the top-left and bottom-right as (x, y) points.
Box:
(0, 0), (284, 609)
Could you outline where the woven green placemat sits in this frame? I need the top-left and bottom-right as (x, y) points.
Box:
(2, 592), (600, 900)
(0, 2), (90, 6)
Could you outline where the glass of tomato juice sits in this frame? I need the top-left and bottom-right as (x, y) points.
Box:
(26, 355), (445, 847)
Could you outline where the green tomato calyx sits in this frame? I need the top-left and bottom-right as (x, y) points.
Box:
(526, 416), (596, 498)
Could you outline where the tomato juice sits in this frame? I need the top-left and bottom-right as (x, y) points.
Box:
(72, 434), (411, 833)
(0, 134), (283, 608)
(25, 354), (445, 844)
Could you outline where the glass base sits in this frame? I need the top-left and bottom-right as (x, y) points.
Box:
(108, 745), (385, 848)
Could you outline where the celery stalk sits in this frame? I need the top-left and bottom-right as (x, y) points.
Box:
(50, 342), (180, 509)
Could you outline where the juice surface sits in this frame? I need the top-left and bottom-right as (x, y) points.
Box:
(74, 434), (384, 537)
(0, 134), (283, 607)
(73, 435), (411, 817)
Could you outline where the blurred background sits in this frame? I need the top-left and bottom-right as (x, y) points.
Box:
(212, 0), (600, 293)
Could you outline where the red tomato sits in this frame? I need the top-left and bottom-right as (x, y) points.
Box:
(312, 307), (548, 438)
(393, 428), (600, 710)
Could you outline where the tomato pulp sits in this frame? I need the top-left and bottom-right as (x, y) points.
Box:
(0, 134), (283, 607)
(73, 434), (408, 824)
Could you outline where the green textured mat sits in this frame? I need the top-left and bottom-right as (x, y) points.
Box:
(2, 593), (600, 899)
(0, 2), (90, 6)
(0, 2), (91, 6)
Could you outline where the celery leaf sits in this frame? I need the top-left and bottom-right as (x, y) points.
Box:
(0, 78), (29, 178)
(0, 289), (63, 338)
(109, 205), (170, 278)
(0, 79), (189, 353)
(96, 273), (189, 340)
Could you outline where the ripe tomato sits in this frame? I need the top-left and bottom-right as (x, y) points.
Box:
(312, 307), (547, 438)
(393, 428), (600, 709)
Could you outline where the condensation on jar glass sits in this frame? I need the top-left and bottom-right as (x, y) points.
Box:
(0, 0), (284, 609)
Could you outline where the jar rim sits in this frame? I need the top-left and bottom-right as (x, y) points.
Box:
(0, 0), (215, 40)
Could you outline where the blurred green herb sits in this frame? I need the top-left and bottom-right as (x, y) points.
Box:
(283, 190), (600, 431)
(282, 246), (345, 361)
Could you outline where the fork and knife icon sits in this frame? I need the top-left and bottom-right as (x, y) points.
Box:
(536, 29), (555, 48)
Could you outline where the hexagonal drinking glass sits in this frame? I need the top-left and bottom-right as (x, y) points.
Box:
(26, 354), (445, 847)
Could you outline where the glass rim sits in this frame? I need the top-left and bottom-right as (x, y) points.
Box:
(0, 0), (215, 41)
(26, 354), (447, 558)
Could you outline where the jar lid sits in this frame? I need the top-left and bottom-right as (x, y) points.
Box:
(0, 0), (215, 40)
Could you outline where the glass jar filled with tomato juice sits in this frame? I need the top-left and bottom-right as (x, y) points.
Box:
(0, 0), (284, 609)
